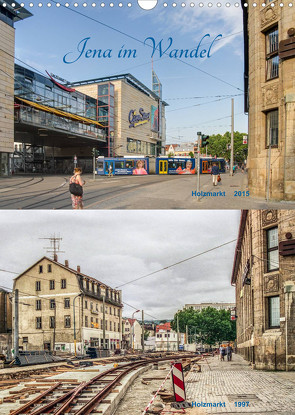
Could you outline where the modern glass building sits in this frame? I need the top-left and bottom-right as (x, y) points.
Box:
(14, 64), (106, 173)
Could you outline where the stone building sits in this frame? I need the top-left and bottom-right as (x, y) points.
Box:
(0, 288), (12, 358)
(12, 256), (123, 354)
(0, 1), (31, 176)
(243, 3), (295, 200)
(72, 73), (167, 157)
(231, 210), (295, 370)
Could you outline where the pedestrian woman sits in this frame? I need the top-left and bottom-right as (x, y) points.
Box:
(69, 167), (85, 210)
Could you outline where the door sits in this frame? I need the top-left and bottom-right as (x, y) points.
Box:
(159, 160), (168, 174)
(202, 160), (208, 173)
(44, 342), (51, 351)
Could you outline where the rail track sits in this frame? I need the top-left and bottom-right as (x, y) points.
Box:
(9, 354), (195, 415)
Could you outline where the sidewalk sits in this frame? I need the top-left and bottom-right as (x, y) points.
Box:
(185, 354), (295, 414)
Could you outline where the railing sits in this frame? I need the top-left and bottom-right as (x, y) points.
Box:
(15, 106), (106, 141)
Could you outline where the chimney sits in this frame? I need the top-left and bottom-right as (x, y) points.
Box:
(53, 254), (58, 262)
(65, 260), (69, 267)
(77, 265), (80, 273)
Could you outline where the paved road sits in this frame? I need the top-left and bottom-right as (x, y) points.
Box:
(186, 354), (295, 414)
(1, 173), (294, 209)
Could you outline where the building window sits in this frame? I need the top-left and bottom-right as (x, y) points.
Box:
(61, 279), (66, 289)
(48, 264), (52, 273)
(109, 321), (112, 331)
(90, 302), (93, 311)
(23, 337), (28, 343)
(91, 317), (94, 327)
(269, 296), (280, 328)
(64, 298), (70, 309)
(36, 300), (41, 310)
(36, 317), (42, 329)
(266, 27), (279, 80)
(36, 281), (41, 291)
(266, 227), (279, 271)
(65, 315), (71, 328)
(49, 280), (55, 290)
(109, 307), (112, 315)
(96, 304), (98, 312)
(266, 110), (279, 147)
(50, 316), (55, 328)
(96, 318), (99, 328)
(50, 299), (56, 309)
(39, 265), (43, 273)
(85, 300), (88, 309)
(85, 316), (88, 327)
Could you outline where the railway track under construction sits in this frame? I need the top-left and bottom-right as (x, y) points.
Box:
(9, 354), (196, 415)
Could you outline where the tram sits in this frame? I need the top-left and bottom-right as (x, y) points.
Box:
(199, 157), (226, 174)
(155, 157), (196, 175)
(96, 156), (149, 175)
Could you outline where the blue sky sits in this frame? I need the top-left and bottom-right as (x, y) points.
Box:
(15, 2), (247, 144)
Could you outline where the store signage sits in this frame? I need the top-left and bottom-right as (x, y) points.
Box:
(129, 108), (150, 128)
(279, 239), (295, 256)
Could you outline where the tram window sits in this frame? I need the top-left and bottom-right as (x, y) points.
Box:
(97, 162), (103, 169)
(168, 161), (177, 169)
(115, 161), (124, 169)
(125, 160), (135, 168)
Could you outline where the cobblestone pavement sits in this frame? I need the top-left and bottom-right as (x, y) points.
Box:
(186, 354), (295, 414)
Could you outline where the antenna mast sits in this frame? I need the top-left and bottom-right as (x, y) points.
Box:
(40, 234), (64, 260)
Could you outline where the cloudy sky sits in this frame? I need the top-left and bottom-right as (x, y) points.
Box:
(14, 3), (247, 140)
(0, 210), (240, 319)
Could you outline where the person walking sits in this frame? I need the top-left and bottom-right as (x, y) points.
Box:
(69, 167), (85, 210)
(211, 162), (220, 186)
(108, 163), (113, 177)
(219, 345), (225, 361)
(226, 344), (233, 361)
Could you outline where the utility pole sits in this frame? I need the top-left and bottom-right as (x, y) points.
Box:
(102, 293), (106, 350)
(141, 310), (144, 352)
(92, 148), (96, 181)
(53, 300), (56, 353)
(230, 99), (234, 176)
(197, 132), (201, 201)
(73, 294), (81, 357)
(177, 314), (180, 352)
(40, 234), (64, 260)
(186, 325), (188, 346)
(14, 289), (19, 359)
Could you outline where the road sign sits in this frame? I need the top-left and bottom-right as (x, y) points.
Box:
(243, 135), (248, 144)
(172, 363), (186, 402)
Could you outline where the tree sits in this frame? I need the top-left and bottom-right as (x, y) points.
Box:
(204, 131), (248, 164)
(167, 152), (174, 158)
(189, 152), (194, 158)
(144, 330), (150, 341)
(171, 307), (236, 346)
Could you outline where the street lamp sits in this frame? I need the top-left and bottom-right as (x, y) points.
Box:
(132, 310), (140, 353)
(73, 294), (82, 357)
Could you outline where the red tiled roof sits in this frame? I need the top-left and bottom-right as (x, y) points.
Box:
(156, 322), (171, 332)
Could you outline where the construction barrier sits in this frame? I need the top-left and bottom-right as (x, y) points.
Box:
(172, 362), (186, 402)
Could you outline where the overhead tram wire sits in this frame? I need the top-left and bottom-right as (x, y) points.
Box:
(115, 239), (237, 289)
(50, 0), (243, 93)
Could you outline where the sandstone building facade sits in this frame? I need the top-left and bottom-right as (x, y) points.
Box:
(12, 256), (123, 354)
(243, 3), (295, 200)
(231, 210), (295, 370)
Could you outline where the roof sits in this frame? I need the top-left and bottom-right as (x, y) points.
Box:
(231, 210), (248, 285)
(69, 73), (169, 106)
(13, 256), (114, 290)
(156, 322), (171, 332)
(0, 0), (32, 23)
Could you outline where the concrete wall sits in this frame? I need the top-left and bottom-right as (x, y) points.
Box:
(0, 19), (15, 174)
(247, 5), (295, 200)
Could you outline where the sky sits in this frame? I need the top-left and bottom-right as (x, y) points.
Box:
(14, 2), (248, 143)
(0, 210), (240, 320)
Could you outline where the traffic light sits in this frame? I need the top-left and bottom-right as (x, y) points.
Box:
(201, 135), (209, 147)
(92, 148), (99, 157)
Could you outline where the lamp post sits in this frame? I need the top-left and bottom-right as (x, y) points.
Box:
(73, 294), (81, 357)
(132, 310), (140, 353)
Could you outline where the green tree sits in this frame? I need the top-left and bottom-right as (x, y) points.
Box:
(144, 330), (150, 341)
(203, 131), (248, 164)
(189, 152), (194, 158)
(171, 307), (236, 346)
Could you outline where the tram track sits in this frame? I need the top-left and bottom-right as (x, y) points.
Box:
(8, 354), (196, 415)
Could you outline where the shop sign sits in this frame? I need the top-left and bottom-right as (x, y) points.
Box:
(129, 108), (150, 128)
(279, 239), (295, 256)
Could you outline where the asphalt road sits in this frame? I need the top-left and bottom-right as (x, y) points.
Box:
(0, 173), (294, 210)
